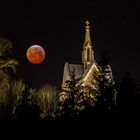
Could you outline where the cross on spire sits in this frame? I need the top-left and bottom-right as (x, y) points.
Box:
(85, 20), (91, 43)
(86, 20), (90, 26)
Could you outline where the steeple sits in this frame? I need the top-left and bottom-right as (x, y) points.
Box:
(85, 21), (91, 44)
(82, 21), (94, 70)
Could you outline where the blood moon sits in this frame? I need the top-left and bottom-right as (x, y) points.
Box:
(26, 45), (45, 64)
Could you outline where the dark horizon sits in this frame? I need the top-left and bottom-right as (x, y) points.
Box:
(0, 1), (140, 89)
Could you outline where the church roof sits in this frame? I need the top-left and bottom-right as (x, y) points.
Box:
(62, 62), (84, 88)
(68, 64), (84, 79)
(82, 60), (100, 82)
(83, 60), (98, 78)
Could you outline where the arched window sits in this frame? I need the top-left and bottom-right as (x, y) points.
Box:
(87, 48), (90, 61)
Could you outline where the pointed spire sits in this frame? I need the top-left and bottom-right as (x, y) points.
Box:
(85, 20), (91, 44)
(82, 20), (94, 69)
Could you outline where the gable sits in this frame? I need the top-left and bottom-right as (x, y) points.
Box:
(69, 64), (84, 79)
(82, 61), (101, 87)
(62, 62), (84, 89)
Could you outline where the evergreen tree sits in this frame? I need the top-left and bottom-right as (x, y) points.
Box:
(96, 52), (117, 112)
(96, 65), (117, 112)
(58, 69), (78, 117)
(58, 69), (100, 117)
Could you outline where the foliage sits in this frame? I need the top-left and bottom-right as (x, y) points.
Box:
(36, 85), (59, 118)
(117, 73), (138, 112)
(10, 79), (25, 115)
(96, 65), (117, 112)
(58, 70), (100, 117)
(58, 63), (118, 117)
(15, 86), (40, 120)
(0, 37), (18, 120)
(0, 37), (18, 74)
(0, 37), (12, 57)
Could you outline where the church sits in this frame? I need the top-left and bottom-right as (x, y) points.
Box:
(62, 21), (101, 90)
(60, 21), (117, 112)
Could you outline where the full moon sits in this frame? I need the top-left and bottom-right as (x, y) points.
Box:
(26, 45), (46, 64)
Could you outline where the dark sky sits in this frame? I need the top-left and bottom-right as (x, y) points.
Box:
(0, 0), (140, 89)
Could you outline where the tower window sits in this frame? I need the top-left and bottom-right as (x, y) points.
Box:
(87, 48), (90, 61)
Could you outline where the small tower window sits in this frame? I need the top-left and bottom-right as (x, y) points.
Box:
(87, 48), (90, 61)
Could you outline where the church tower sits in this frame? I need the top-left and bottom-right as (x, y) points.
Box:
(82, 21), (94, 70)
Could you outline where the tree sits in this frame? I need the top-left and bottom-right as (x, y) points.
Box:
(58, 69), (100, 117)
(0, 37), (18, 77)
(96, 52), (117, 112)
(37, 84), (58, 118)
(96, 65), (117, 112)
(7, 79), (26, 120)
(118, 73), (137, 112)
(14, 85), (40, 120)
(0, 37), (18, 120)
(58, 70), (78, 116)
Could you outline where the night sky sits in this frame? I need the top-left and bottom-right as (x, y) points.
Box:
(0, 1), (140, 89)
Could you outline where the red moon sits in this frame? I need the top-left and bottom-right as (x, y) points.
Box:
(26, 45), (45, 64)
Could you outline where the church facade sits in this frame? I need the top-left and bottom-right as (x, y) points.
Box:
(62, 21), (101, 90)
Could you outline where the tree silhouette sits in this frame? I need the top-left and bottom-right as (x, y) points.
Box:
(58, 69), (100, 117)
(96, 52), (117, 112)
(15, 86), (39, 120)
(0, 37), (18, 120)
(58, 69), (77, 117)
(37, 84), (58, 118)
(118, 72), (137, 112)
